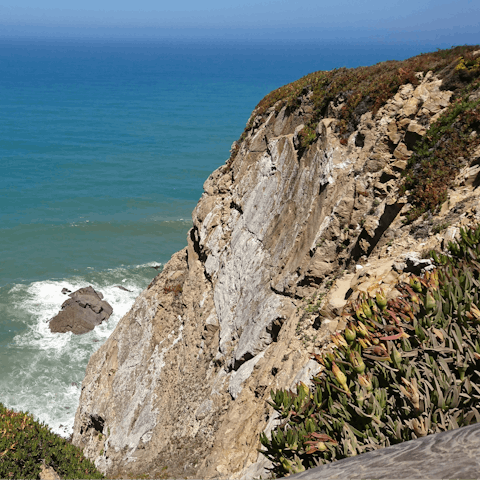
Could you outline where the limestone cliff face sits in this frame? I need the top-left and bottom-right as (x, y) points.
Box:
(72, 58), (480, 478)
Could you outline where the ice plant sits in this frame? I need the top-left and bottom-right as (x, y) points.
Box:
(357, 373), (373, 392)
(399, 377), (420, 411)
(410, 277), (422, 293)
(349, 351), (366, 374)
(361, 302), (373, 319)
(331, 362), (350, 393)
(425, 290), (436, 313)
(355, 321), (369, 338)
(376, 290), (388, 311)
(344, 323), (357, 344)
(331, 332), (348, 349)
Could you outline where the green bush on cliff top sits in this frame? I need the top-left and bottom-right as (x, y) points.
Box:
(261, 224), (480, 477)
(0, 403), (104, 479)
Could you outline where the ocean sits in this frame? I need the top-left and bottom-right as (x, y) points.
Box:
(0, 37), (440, 436)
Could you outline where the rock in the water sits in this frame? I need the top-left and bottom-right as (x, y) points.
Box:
(49, 286), (113, 335)
(114, 285), (132, 292)
(61, 287), (72, 294)
(289, 423), (480, 479)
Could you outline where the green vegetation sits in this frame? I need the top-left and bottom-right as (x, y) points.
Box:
(228, 45), (479, 163)
(260, 224), (480, 477)
(305, 293), (325, 314)
(0, 402), (104, 479)
(163, 284), (183, 296)
(432, 222), (451, 235)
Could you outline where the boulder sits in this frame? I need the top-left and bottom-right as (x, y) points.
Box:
(49, 286), (113, 335)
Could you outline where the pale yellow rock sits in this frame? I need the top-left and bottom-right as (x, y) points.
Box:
(393, 142), (412, 161)
(392, 159), (408, 171)
(400, 96), (421, 117)
(39, 464), (60, 480)
(422, 90), (453, 113)
(407, 121), (427, 136)
(359, 238), (371, 253)
(387, 120), (402, 144)
(412, 83), (430, 103)
(327, 273), (355, 312)
(398, 117), (413, 128)
(461, 164), (480, 187)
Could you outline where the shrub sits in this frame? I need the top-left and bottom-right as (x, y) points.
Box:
(0, 403), (104, 479)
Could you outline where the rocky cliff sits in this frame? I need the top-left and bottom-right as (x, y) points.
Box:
(72, 46), (480, 479)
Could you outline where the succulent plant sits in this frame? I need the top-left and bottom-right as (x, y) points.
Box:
(260, 224), (480, 477)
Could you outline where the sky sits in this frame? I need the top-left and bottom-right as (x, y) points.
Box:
(0, 0), (479, 44)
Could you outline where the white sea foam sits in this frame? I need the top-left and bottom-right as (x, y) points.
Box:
(0, 262), (159, 437)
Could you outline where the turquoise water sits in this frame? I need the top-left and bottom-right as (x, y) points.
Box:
(0, 38), (438, 436)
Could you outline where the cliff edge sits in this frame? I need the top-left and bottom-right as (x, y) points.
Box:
(72, 46), (480, 479)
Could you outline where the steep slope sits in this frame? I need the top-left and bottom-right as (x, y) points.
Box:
(72, 46), (480, 479)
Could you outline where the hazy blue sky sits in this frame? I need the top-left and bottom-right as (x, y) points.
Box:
(0, 0), (479, 43)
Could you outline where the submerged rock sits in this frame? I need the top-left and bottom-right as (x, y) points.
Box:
(49, 286), (113, 335)
(114, 285), (132, 292)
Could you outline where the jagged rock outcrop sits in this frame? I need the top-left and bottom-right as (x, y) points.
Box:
(72, 48), (480, 479)
(49, 286), (113, 335)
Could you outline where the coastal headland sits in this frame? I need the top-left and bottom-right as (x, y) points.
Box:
(63, 45), (480, 479)
(73, 47), (480, 479)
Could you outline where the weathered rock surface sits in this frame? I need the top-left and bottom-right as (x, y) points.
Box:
(72, 62), (480, 480)
(39, 463), (61, 480)
(289, 422), (480, 479)
(49, 286), (113, 335)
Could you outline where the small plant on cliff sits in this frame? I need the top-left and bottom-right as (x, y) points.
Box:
(0, 403), (104, 479)
(163, 284), (183, 296)
(260, 224), (480, 477)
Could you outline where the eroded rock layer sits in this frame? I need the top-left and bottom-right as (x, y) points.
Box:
(72, 48), (480, 479)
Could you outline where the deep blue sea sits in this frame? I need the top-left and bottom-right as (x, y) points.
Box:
(0, 37), (440, 436)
